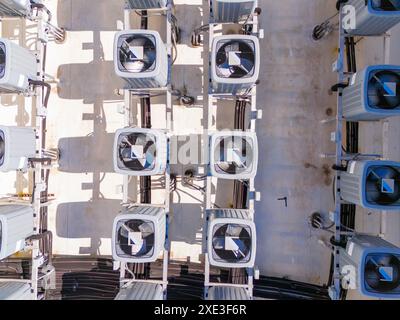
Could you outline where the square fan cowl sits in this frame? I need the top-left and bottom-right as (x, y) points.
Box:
(209, 131), (258, 180)
(340, 160), (400, 211)
(113, 127), (168, 176)
(339, 235), (400, 299)
(207, 209), (256, 269)
(0, 0), (31, 17)
(345, 0), (400, 36)
(211, 0), (257, 24)
(342, 65), (400, 121)
(112, 206), (166, 264)
(0, 205), (34, 260)
(0, 38), (38, 93)
(211, 35), (260, 95)
(125, 0), (168, 10)
(0, 126), (36, 172)
(113, 30), (169, 89)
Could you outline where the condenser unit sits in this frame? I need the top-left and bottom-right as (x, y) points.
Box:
(212, 0), (257, 23)
(0, 282), (34, 300)
(0, 0), (31, 17)
(210, 131), (258, 180)
(0, 38), (38, 93)
(0, 126), (36, 172)
(207, 209), (256, 268)
(207, 286), (251, 300)
(345, 0), (400, 36)
(113, 127), (168, 176)
(125, 0), (168, 9)
(115, 282), (163, 300)
(0, 205), (34, 260)
(211, 35), (260, 95)
(343, 65), (400, 121)
(112, 206), (166, 264)
(340, 160), (400, 211)
(114, 30), (169, 89)
(340, 235), (400, 299)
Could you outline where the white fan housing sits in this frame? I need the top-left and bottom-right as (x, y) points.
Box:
(115, 282), (163, 300)
(0, 38), (38, 93)
(339, 235), (400, 299)
(210, 131), (258, 180)
(207, 209), (256, 268)
(345, 0), (400, 36)
(125, 0), (168, 9)
(0, 282), (34, 300)
(114, 30), (169, 89)
(0, 205), (34, 260)
(342, 65), (400, 121)
(212, 0), (257, 23)
(211, 35), (260, 95)
(112, 206), (166, 264)
(0, 0), (31, 17)
(0, 126), (36, 172)
(113, 127), (168, 176)
(340, 160), (400, 211)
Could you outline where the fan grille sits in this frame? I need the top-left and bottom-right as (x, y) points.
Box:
(368, 69), (400, 110)
(115, 219), (155, 259)
(364, 253), (400, 293)
(116, 132), (157, 172)
(213, 136), (254, 176)
(212, 223), (252, 264)
(0, 42), (5, 79)
(370, 0), (400, 11)
(365, 165), (400, 206)
(117, 34), (157, 74)
(215, 39), (256, 79)
(0, 130), (4, 166)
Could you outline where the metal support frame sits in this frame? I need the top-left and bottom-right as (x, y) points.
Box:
(116, 1), (174, 300)
(203, 0), (261, 300)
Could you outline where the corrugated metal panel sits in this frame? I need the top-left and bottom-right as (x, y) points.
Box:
(207, 286), (250, 300)
(0, 0), (30, 17)
(0, 281), (33, 300)
(126, 0), (167, 9)
(115, 282), (163, 300)
(213, 0), (256, 23)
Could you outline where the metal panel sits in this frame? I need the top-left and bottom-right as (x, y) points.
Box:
(115, 282), (163, 300)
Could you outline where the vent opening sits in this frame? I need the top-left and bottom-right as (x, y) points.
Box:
(366, 165), (400, 206)
(368, 70), (400, 110)
(365, 253), (400, 293)
(371, 0), (400, 11)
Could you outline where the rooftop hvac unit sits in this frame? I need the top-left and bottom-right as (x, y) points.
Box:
(210, 131), (258, 180)
(0, 0), (31, 17)
(125, 0), (168, 9)
(113, 127), (168, 176)
(0, 38), (38, 93)
(343, 65), (400, 121)
(340, 235), (400, 299)
(0, 282), (34, 300)
(114, 30), (169, 89)
(207, 286), (251, 300)
(340, 160), (400, 211)
(207, 209), (256, 268)
(345, 0), (400, 36)
(115, 282), (163, 300)
(0, 126), (36, 172)
(211, 35), (260, 95)
(112, 206), (166, 264)
(0, 205), (34, 260)
(212, 0), (257, 23)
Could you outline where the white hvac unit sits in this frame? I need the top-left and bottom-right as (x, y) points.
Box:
(210, 131), (258, 180)
(207, 209), (256, 268)
(113, 127), (168, 176)
(112, 206), (166, 264)
(0, 282), (34, 300)
(340, 235), (400, 299)
(115, 282), (163, 300)
(340, 160), (400, 211)
(0, 126), (36, 172)
(345, 0), (400, 36)
(207, 286), (251, 300)
(211, 35), (260, 95)
(0, 38), (38, 93)
(343, 65), (400, 121)
(0, 205), (34, 261)
(212, 0), (257, 23)
(0, 0), (31, 17)
(125, 0), (168, 9)
(114, 30), (169, 89)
